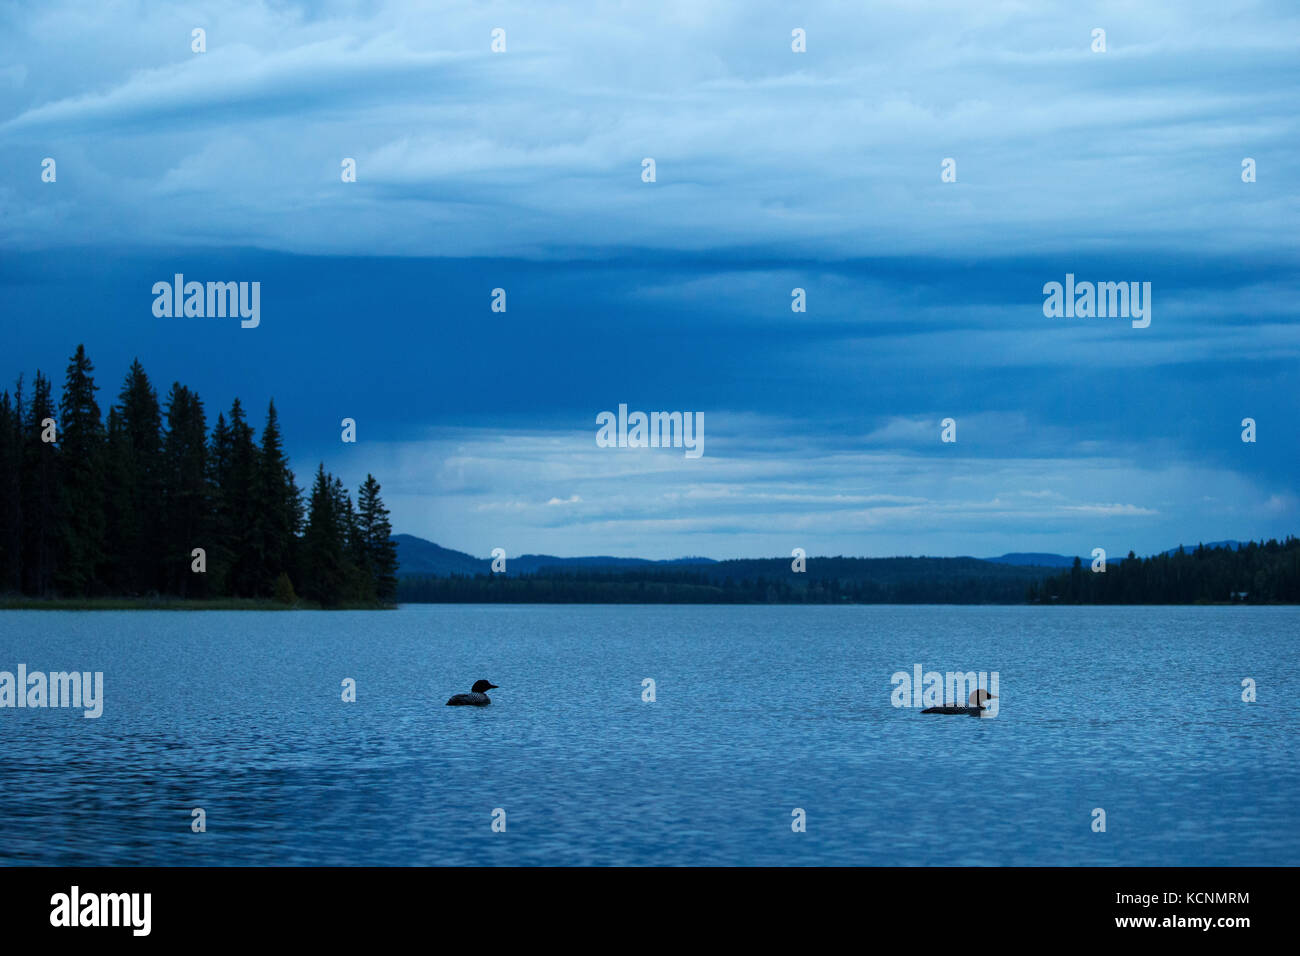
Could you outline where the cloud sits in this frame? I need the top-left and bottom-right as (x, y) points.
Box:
(335, 420), (1285, 559)
(2, 0), (1297, 257)
(1, 38), (475, 136)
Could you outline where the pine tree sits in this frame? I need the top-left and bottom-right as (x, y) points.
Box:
(331, 475), (372, 603)
(160, 384), (209, 596)
(302, 464), (344, 606)
(255, 401), (301, 596)
(55, 345), (106, 595)
(21, 372), (58, 596)
(205, 411), (235, 593)
(0, 386), (23, 593)
(221, 399), (260, 596)
(115, 359), (164, 592)
(357, 474), (398, 602)
(101, 407), (137, 593)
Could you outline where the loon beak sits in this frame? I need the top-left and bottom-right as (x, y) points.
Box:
(488, 684), (499, 690)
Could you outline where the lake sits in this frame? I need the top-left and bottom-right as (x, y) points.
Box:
(0, 604), (1296, 866)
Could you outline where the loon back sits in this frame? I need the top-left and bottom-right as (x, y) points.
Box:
(446, 691), (491, 706)
(921, 688), (996, 716)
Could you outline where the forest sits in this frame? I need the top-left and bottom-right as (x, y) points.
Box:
(0, 345), (398, 607)
(396, 556), (1048, 604)
(398, 539), (1300, 605)
(1032, 539), (1300, 604)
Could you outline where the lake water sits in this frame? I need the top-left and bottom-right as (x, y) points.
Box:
(0, 604), (1296, 866)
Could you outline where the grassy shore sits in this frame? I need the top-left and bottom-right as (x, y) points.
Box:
(0, 596), (395, 611)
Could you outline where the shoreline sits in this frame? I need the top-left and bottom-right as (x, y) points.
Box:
(0, 597), (395, 611)
(1, 598), (1289, 610)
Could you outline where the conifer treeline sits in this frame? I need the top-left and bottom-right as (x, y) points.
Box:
(1030, 538), (1300, 604)
(396, 539), (1300, 605)
(397, 562), (1046, 604)
(0, 345), (397, 606)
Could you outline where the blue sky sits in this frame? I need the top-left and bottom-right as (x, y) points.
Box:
(2, 1), (1297, 559)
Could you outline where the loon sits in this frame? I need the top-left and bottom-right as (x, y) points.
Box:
(921, 688), (997, 716)
(446, 679), (498, 707)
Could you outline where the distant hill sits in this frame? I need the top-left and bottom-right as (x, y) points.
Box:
(394, 534), (1249, 580)
(984, 541), (1246, 568)
(391, 534), (485, 577)
(984, 552), (1079, 568)
(392, 534), (715, 577)
(510, 554), (716, 575)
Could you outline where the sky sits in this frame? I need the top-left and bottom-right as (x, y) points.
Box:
(1, 1), (1297, 560)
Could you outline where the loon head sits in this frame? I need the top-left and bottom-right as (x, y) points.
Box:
(968, 688), (998, 708)
(471, 679), (499, 693)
